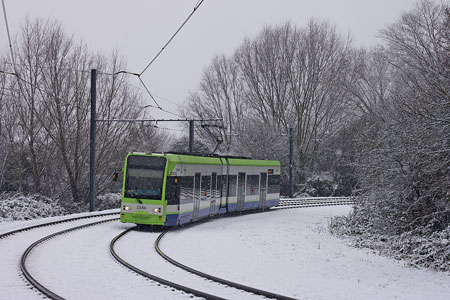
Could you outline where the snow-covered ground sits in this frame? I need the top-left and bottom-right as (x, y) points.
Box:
(1, 206), (449, 299)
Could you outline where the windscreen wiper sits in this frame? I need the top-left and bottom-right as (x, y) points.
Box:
(129, 191), (143, 204)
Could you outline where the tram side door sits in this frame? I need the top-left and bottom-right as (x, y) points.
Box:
(193, 173), (201, 219)
(209, 173), (217, 215)
(260, 172), (267, 208)
(237, 172), (246, 211)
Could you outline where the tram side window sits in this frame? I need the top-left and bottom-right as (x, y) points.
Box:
(221, 175), (228, 198)
(180, 176), (194, 205)
(228, 175), (237, 197)
(267, 175), (280, 194)
(217, 175), (223, 198)
(211, 173), (217, 199)
(201, 176), (211, 201)
(165, 176), (180, 205)
(246, 175), (260, 196)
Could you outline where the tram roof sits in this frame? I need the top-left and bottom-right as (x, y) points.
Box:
(127, 152), (280, 167)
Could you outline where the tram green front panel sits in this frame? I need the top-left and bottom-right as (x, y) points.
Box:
(120, 199), (166, 225)
(120, 154), (181, 226)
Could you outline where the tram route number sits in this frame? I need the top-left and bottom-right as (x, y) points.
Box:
(137, 205), (147, 211)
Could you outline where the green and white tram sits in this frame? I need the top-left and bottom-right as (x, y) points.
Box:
(120, 152), (281, 226)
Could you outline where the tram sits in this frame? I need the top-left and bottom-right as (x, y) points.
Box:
(120, 152), (281, 226)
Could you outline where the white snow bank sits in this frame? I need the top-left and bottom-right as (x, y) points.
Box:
(0, 193), (67, 222)
(161, 206), (450, 300)
(0, 192), (121, 223)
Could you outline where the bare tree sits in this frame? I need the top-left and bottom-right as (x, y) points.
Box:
(287, 20), (355, 170)
(353, 0), (450, 233)
(345, 47), (394, 119)
(0, 64), (11, 191)
(0, 17), (171, 207)
(184, 54), (246, 153)
(7, 18), (53, 194)
(236, 22), (296, 132)
(185, 21), (355, 176)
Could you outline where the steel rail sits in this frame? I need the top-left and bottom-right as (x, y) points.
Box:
(111, 201), (356, 299)
(110, 228), (226, 300)
(277, 200), (354, 204)
(155, 229), (297, 300)
(276, 201), (354, 206)
(280, 196), (356, 201)
(272, 202), (354, 210)
(273, 197), (357, 210)
(20, 217), (119, 300)
(0, 211), (119, 240)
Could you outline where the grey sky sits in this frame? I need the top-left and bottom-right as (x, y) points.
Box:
(1, 0), (424, 133)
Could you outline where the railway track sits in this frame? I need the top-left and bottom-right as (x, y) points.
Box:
(3, 197), (356, 299)
(20, 217), (118, 300)
(111, 197), (357, 300)
(0, 212), (119, 300)
(0, 211), (119, 240)
(155, 229), (296, 300)
(274, 196), (359, 210)
(112, 227), (296, 300)
(111, 228), (225, 300)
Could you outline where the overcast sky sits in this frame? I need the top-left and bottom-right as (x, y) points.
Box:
(1, 0), (425, 134)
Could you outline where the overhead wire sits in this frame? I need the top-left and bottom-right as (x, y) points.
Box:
(0, 60), (118, 76)
(1, 69), (186, 120)
(111, 0), (207, 122)
(152, 126), (186, 133)
(139, 0), (205, 76)
(0, 70), (92, 114)
(2, 0), (207, 129)
(160, 107), (186, 119)
(1, 0), (15, 66)
(151, 91), (185, 109)
(137, 76), (161, 109)
(1, 0), (103, 118)
(140, 103), (186, 119)
(223, 127), (291, 137)
(0, 69), (15, 76)
(128, 80), (184, 110)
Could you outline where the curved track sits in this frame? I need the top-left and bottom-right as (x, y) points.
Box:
(19, 217), (118, 300)
(0, 211), (118, 240)
(111, 198), (356, 300)
(5, 198), (355, 299)
(273, 197), (357, 210)
(155, 229), (297, 300)
(110, 227), (226, 300)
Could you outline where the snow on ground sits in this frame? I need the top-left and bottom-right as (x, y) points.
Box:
(116, 230), (263, 299)
(0, 208), (119, 235)
(27, 221), (201, 300)
(0, 213), (120, 300)
(0, 205), (449, 300)
(161, 206), (450, 300)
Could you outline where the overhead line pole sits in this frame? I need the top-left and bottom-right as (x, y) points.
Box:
(189, 120), (195, 154)
(89, 69), (97, 212)
(289, 127), (294, 198)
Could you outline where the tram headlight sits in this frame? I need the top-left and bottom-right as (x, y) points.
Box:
(123, 205), (130, 211)
(154, 207), (161, 213)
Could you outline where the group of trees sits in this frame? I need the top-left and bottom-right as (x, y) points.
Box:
(184, 19), (358, 194)
(184, 0), (449, 232)
(351, 1), (450, 234)
(0, 0), (448, 236)
(0, 19), (167, 209)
